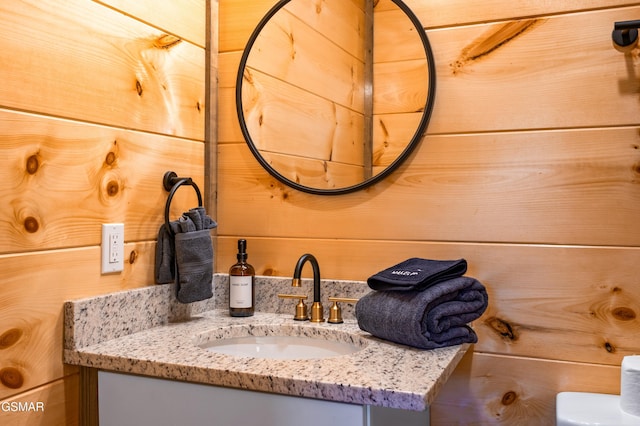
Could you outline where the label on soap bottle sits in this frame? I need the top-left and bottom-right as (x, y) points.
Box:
(230, 275), (253, 308)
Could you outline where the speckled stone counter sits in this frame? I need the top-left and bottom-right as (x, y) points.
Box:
(64, 274), (469, 411)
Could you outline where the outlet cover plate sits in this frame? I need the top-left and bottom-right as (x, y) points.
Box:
(101, 223), (124, 274)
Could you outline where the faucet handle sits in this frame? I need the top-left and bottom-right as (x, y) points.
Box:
(327, 297), (359, 324)
(278, 294), (309, 321)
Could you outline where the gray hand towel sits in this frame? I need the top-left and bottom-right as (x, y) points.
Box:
(367, 258), (467, 291)
(356, 276), (488, 349)
(154, 207), (217, 304)
(154, 221), (181, 284)
(175, 229), (213, 303)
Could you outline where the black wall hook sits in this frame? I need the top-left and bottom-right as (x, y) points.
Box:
(162, 171), (203, 234)
(612, 20), (640, 52)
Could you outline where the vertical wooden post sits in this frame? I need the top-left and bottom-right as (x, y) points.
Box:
(206, 0), (219, 269)
(80, 367), (98, 426)
(363, 0), (374, 179)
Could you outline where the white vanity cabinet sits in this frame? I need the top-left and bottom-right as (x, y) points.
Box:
(98, 371), (429, 426)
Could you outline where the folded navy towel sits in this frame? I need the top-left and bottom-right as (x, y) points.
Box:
(154, 207), (217, 304)
(356, 276), (488, 349)
(367, 258), (467, 291)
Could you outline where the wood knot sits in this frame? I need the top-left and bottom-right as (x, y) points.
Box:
(0, 367), (24, 389)
(154, 34), (182, 50)
(129, 250), (137, 264)
(0, 328), (23, 349)
(501, 391), (518, 406)
(378, 119), (389, 138)
(262, 268), (275, 276)
(26, 154), (40, 174)
(23, 217), (39, 233)
(450, 60), (465, 75)
(604, 341), (615, 353)
(136, 80), (143, 96)
(454, 20), (541, 75)
(485, 317), (518, 341)
(611, 307), (636, 321)
(106, 180), (119, 197)
(243, 69), (254, 85)
(105, 151), (117, 166)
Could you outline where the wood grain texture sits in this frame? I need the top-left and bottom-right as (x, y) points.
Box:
(217, 53), (243, 146)
(0, 375), (79, 426)
(221, 0), (640, 50)
(372, 111), (425, 167)
(95, 0), (206, 47)
(0, 242), (155, 400)
(285, 0), (367, 62)
(256, 151), (368, 190)
(0, 0), (205, 140)
(0, 0), (206, 416)
(219, 0), (284, 52)
(373, 59), (430, 115)
(240, 69), (364, 160)
(217, 127), (640, 246)
(375, 2), (430, 62)
(244, 6), (365, 112)
(431, 351), (621, 425)
(427, 8), (640, 133)
(0, 110), (204, 254)
(397, 0), (640, 27)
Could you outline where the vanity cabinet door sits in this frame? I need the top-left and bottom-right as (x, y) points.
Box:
(98, 371), (363, 426)
(98, 371), (430, 426)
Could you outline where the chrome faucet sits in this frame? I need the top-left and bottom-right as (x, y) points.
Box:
(292, 253), (324, 322)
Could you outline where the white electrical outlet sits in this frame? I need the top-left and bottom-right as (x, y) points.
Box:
(101, 223), (124, 274)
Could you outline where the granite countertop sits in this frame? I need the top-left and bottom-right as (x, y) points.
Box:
(64, 275), (469, 411)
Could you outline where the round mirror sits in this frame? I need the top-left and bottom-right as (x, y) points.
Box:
(236, 0), (435, 195)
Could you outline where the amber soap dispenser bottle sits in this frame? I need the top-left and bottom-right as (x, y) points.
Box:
(229, 239), (255, 317)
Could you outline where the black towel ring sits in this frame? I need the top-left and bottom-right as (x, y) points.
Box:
(162, 171), (203, 235)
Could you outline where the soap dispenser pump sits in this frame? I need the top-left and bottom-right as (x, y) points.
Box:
(229, 239), (255, 317)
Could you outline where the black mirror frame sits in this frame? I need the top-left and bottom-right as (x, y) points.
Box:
(235, 0), (436, 195)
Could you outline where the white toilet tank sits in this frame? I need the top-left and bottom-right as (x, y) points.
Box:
(556, 392), (640, 426)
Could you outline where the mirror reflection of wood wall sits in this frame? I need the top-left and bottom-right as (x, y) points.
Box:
(240, 0), (430, 190)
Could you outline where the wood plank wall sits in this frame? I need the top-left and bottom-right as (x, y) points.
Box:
(0, 0), (206, 424)
(218, 0), (640, 424)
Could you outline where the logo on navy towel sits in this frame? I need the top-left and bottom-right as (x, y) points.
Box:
(391, 269), (421, 276)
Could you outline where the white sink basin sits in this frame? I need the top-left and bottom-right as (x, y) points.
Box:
(202, 335), (361, 359)
(196, 324), (367, 360)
